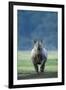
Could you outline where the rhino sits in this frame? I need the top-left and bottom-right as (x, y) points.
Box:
(31, 40), (48, 73)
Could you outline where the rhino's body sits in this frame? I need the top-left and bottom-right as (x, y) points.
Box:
(31, 48), (47, 64)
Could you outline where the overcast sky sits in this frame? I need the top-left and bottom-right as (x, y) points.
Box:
(17, 10), (58, 50)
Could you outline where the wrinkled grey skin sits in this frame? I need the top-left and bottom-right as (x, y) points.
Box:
(31, 40), (48, 73)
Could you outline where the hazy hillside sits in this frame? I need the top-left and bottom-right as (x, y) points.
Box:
(17, 10), (58, 50)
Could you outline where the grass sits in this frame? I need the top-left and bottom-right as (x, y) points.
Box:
(17, 51), (58, 80)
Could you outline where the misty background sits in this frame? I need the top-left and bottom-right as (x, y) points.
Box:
(17, 10), (58, 51)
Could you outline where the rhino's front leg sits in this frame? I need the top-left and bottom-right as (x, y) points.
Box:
(32, 59), (38, 73)
(40, 57), (47, 72)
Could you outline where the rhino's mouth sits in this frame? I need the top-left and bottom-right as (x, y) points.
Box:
(38, 47), (41, 50)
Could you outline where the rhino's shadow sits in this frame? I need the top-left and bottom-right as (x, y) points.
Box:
(17, 71), (58, 80)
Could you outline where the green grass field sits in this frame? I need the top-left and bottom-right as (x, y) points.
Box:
(17, 51), (58, 80)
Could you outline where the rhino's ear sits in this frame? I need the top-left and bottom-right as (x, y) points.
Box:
(34, 40), (37, 44)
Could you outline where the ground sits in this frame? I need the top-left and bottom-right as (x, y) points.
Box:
(17, 51), (58, 80)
